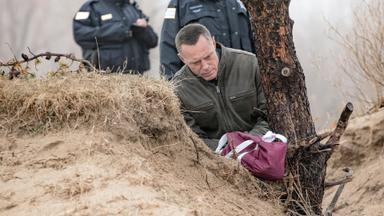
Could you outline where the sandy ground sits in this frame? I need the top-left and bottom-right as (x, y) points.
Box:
(0, 74), (383, 215)
(0, 130), (283, 216)
(324, 108), (384, 216)
(0, 74), (284, 216)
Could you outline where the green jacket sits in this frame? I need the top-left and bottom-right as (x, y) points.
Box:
(173, 44), (269, 149)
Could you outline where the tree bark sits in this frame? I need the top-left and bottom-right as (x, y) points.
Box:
(241, 0), (327, 215)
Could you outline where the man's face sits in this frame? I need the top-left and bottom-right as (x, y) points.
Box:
(178, 35), (219, 81)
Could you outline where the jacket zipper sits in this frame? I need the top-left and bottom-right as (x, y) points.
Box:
(215, 84), (231, 132)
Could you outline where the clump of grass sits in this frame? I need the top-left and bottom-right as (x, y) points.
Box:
(44, 175), (94, 199)
(0, 73), (185, 143)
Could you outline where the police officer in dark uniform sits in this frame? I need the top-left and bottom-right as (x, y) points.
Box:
(73, 0), (158, 74)
(160, 0), (255, 80)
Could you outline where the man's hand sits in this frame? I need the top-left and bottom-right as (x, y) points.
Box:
(133, 18), (148, 28)
(203, 138), (220, 151)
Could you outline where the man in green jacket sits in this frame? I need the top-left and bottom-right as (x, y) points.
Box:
(172, 23), (269, 150)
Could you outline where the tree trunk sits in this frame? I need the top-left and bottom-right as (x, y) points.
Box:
(242, 0), (327, 215)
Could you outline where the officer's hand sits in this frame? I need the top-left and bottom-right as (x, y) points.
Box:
(133, 18), (148, 28)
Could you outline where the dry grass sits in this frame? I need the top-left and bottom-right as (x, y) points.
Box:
(44, 175), (94, 199)
(0, 73), (185, 144)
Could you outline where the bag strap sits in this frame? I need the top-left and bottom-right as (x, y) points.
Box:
(262, 131), (288, 143)
(215, 133), (228, 153)
(237, 145), (259, 162)
(224, 140), (254, 159)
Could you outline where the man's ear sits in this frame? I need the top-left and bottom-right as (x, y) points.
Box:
(178, 53), (186, 64)
(212, 36), (216, 46)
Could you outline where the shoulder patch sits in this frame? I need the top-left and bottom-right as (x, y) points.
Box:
(75, 11), (90, 20)
(101, 13), (113, 21)
(164, 8), (176, 19)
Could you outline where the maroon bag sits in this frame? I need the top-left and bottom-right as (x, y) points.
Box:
(216, 131), (287, 181)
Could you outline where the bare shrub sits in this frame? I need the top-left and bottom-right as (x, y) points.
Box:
(332, 0), (384, 111)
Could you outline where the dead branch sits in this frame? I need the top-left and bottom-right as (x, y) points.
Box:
(309, 148), (333, 154)
(325, 167), (353, 188)
(332, 202), (349, 213)
(319, 143), (339, 150)
(324, 102), (353, 150)
(289, 130), (332, 152)
(324, 168), (353, 216)
(0, 51), (96, 71)
(325, 176), (352, 188)
(306, 102), (353, 151)
(308, 131), (333, 146)
(205, 172), (211, 190)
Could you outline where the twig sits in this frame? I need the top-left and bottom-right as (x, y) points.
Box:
(319, 143), (339, 150)
(27, 47), (36, 57)
(205, 172), (211, 190)
(309, 148), (333, 154)
(223, 197), (245, 211)
(5, 42), (17, 61)
(308, 130), (333, 146)
(95, 37), (101, 71)
(325, 177), (352, 188)
(324, 168), (353, 216)
(300, 103), (353, 151)
(283, 172), (295, 205)
(289, 130), (333, 152)
(325, 167), (353, 188)
(325, 103), (354, 147)
(0, 51), (96, 71)
(189, 136), (200, 164)
(303, 103), (353, 152)
(333, 202), (349, 212)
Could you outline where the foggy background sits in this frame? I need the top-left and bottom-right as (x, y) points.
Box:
(0, 0), (365, 130)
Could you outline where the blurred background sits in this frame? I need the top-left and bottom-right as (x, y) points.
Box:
(0, 0), (381, 130)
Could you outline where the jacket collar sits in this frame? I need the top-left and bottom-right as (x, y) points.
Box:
(216, 42), (228, 81)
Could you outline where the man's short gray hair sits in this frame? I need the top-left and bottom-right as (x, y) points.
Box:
(175, 23), (212, 53)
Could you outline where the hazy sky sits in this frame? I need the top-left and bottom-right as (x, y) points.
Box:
(290, 0), (364, 129)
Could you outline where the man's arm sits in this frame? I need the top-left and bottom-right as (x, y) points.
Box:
(183, 111), (209, 138)
(159, 0), (183, 80)
(73, 3), (132, 49)
(183, 110), (219, 150)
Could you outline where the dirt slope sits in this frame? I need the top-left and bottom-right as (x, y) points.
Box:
(324, 108), (384, 216)
(0, 74), (283, 216)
